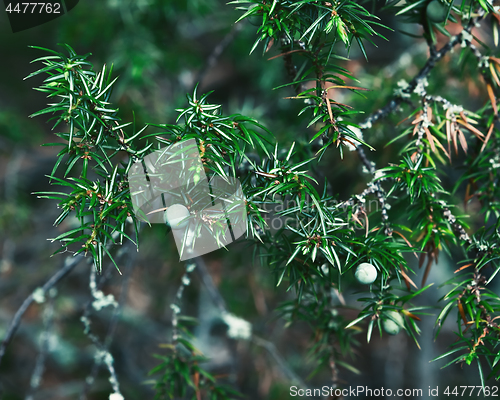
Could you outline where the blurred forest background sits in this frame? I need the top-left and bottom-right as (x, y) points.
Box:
(0, 0), (498, 399)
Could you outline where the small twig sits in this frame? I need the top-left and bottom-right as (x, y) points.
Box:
(354, 146), (392, 234)
(195, 256), (226, 312)
(193, 22), (245, 90)
(79, 243), (132, 399)
(79, 243), (136, 400)
(80, 265), (122, 397)
(0, 253), (86, 366)
(25, 291), (56, 400)
(252, 335), (308, 389)
(442, 206), (472, 245)
(415, 97), (432, 153)
(171, 261), (197, 344)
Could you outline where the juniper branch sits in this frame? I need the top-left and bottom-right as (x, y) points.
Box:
(358, 8), (486, 130)
(352, 9), (486, 236)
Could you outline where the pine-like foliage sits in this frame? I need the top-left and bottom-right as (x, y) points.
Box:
(15, 0), (500, 397)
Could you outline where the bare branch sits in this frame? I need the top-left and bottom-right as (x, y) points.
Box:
(0, 254), (86, 366)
